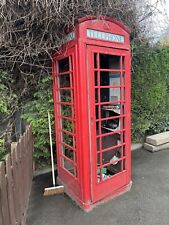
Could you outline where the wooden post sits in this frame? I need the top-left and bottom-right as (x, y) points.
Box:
(0, 162), (11, 225)
(5, 154), (16, 225)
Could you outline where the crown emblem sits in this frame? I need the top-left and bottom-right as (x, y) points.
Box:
(103, 22), (110, 30)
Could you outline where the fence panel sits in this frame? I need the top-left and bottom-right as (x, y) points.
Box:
(0, 125), (34, 225)
(6, 155), (16, 225)
(0, 202), (3, 225)
(0, 162), (11, 225)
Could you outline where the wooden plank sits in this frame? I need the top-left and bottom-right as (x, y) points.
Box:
(0, 191), (4, 225)
(25, 132), (29, 208)
(22, 126), (33, 225)
(11, 145), (20, 225)
(27, 129), (32, 190)
(5, 155), (16, 225)
(15, 143), (22, 224)
(26, 127), (31, 198)
(25, 131), (29, 203)
(21, 134), (26, 210)
(29, 126), (34, 183)
(0, 161), (11, 225)
(18, 139), (24, 213)
(22, 135), (27, 211)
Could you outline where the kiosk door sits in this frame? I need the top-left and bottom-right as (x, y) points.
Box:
(87, 45), (130, 203)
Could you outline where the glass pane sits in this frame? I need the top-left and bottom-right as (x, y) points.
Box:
(109, 72), (120, 86)
(97, 151), (123, 183)
(97, 167), (112, 182)
(95, 89), (99, 103)
(102, 147), (122, 165)
(61, 105), (72, 117)
(100, 72), (120, 86)
(58, 57), (69, 73)
(94, 53), (98, 69)
(63, 146), (74, 160)
(96, 137), (101, 151)
(107, 160), (122, 175)
(100, 88), (121, 102)
(62, 119), (75, 133)
(100, 104), (124, 133)
(63, 146), (76, 162)
(59, 74), (70, 88)
(101, 104), (121, 118)
(97, 152), (101, 166)
(95, 105), (99, 119)
(122, 56), (125, 69)
(101, 133), (120, 150)
(60, 90), (71, 102)
(63, 159), (74, 175)
(95, 71), (98, 86)
(62, 132), (74, 147)
(101, 117), (120, 131)
(100, 54), (120, 69)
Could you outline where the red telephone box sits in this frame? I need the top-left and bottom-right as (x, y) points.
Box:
(52, 16), (132, 211)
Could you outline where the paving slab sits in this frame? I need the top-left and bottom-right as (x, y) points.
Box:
(146, 131), (169, 146)
(144, 142), (169, 152)
(27, 148), (169, 225)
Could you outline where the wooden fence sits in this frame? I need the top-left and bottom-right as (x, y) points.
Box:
(0, 125), (34, 225)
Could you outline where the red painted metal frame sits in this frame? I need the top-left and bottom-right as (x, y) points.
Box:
(52, 16), (131, 211)
(87, 46), (131, 202)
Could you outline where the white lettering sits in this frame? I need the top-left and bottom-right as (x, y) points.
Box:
(87, 29), (124, 43)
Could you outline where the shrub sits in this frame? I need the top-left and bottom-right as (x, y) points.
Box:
(0, 139), (7, 161)
(22, 76), (54, 166)
(0, 70), (18, 116)
(0, 70), (18, 161)
(132, 45), (169, 142)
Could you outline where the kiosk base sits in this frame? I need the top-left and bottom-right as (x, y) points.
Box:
(57, 177), (132, 212)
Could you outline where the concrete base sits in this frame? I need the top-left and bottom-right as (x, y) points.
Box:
(144, 142), (169, 152)
(57, 176), (132, 212)
(87, 181), (132, 212)
(146, 131), (169, 146)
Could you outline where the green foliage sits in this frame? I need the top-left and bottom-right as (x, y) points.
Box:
(0, 139), (7, 161)
(0, 70), (18, 161)
(132, 45), (169, 141)
(22, 76), (54, 165)
(0, 70), (18, 116)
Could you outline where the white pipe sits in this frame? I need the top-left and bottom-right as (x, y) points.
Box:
(48, 111), (56, 187)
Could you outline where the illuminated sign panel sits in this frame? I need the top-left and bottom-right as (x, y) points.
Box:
(87, 29), (124, 43)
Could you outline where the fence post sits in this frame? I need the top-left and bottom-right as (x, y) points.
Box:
(5, 154), (16, 225)
(0, 198), (3, 225)
(0, 161), (11, 225)
(11, 143), (20, 225)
